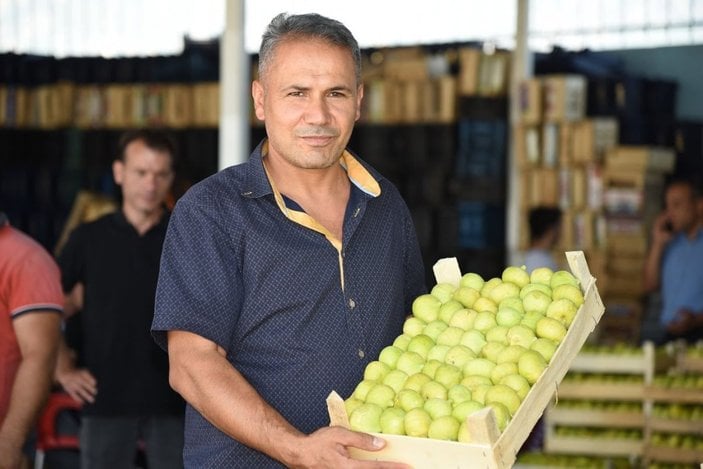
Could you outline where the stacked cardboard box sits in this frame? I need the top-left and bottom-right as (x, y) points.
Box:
(516, 75), (616, 280)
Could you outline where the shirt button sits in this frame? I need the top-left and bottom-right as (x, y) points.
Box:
(348, 298), (356, 309)
(358, 349), (365, 358)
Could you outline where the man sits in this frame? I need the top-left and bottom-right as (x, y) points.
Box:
(644, 177), (703, 343)
(152, 13), (425, 468)
(524, 206), (562, 273)
(56, 130), (184, 468)
(0, 213), (63, 469)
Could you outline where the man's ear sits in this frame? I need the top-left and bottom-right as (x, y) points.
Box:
(112, 160), (124, 186)
(252, 80), (265, 121)
(355, 84), (364, 122)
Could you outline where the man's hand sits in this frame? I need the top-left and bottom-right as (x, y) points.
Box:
(287, 425), (411, 469)
(652, 212), (674, 246)
(56, 368), (97, 404)
(668, 308), (697, 336)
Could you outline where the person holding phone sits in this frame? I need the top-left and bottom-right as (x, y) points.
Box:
(644, 176), (703, 343)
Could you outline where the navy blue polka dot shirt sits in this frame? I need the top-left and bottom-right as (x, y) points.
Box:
(152, 140), (426, 467)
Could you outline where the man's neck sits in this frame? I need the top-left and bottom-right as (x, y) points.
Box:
(122, 206), (163, 236)
(264, 155), (348, 203)
(685, 221), (703, 240)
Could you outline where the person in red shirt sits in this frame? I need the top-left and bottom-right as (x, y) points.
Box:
(0, 212), (63, 469)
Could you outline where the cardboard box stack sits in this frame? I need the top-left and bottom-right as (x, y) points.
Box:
(516, 75), (616, 281)
(601, 145), (675, 341)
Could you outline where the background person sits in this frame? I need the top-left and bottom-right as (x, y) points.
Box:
(152, 12), (425, 468)
(643, 176), (703, 343)
(56, 129), (185, 468)
(524, 206), (562, 273)
(0, 212), (63, 469)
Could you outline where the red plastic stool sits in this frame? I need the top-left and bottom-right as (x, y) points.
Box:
(34, 392), (81, 469)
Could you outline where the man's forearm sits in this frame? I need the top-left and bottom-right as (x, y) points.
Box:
(0, 352), (56, 448)
(643, 241), (665, 292)
(168, 333), (306, 465)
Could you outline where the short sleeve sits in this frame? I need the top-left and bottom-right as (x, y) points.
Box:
(8, 243), (64, 317)
(151, 195), (244, 352)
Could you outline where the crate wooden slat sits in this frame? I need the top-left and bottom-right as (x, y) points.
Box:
(643, 446), (703, 464)
(547, 407), (645, 428)
(544, 436), (643, 457)
(556, 382), (644, 401)
(676, 355), (703, 373)
(649, 417), (703, 434)
(645, 386), (703, 404)
(327, 251), (605, 469)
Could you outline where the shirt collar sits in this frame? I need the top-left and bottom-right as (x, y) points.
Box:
(240, 139), (383, 200)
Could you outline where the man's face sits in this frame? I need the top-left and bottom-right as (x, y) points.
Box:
(665, 183), (698, 233)
(113, 139), (174, 216)
(252, 37), (363, 170)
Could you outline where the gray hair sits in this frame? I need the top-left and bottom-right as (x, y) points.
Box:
(258, 12), (362, 85)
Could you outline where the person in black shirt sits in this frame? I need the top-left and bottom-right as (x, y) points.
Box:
(56, 129), (184, 468)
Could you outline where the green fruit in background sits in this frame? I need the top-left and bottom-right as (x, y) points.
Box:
(536, 316), (567, 342)
(380, 407), (406, 435)
(438, 300), (464, 324)
(382, 369), (408, 393)
(349, 403), (383, 432)
(431, 283), (456, 303)
(404, 408), (432, 437)
(365, 383), (396, 408)
(378, 345), (403, 368)
(453, 287), (480, 309)
(412, 294), (441, 322)
(530, 267), (553, 286)
(364, 360), (391, 382)
(518, 350), (548, 384)
(395, 388), (424, 412)
(424, 397), (453, 419)
(481, 341), (507, 363)
(460, 272), (484, 291)
(408, 334), (435, 359)
(550, 270), (579, 289)
(403, 317), (426, 337)
(428, 415), (461, 441)
(423, 320), (449, 341)
(396, 350), (425, 375)
(502, 265), (530, 289)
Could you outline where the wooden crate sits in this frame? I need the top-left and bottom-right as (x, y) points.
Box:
(643, 446), (703, 464)
(545, 435), (643, 457)
(546, 408), (645, 428)
(327, 251), (605, 469)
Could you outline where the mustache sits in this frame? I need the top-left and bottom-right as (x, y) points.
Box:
(296, 128), (339, 138)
